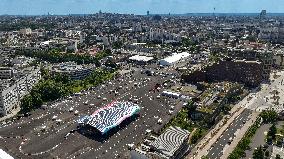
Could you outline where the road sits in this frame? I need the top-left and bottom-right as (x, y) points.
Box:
(207, 109), (252, 159)
(205, 71), (284, 159)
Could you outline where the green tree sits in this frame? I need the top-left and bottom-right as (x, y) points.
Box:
(268, 124), (277, 141)
(228, 117), (262, 159)
(260, 110), (278, 123)
(20, 67), (116, 114)
(201, 156), (209, 159)
(253, 146), (264, 159)
(264, 150), (270, 158)
(276, 154), (282, 159)
(112, 41), (123, 49)
(105, 59), (118, 68)
(187, 100), (197, 112)
(20, 95), (34, 113)
(190, 129), (203, 144)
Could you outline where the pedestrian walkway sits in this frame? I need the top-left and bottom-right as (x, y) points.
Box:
(187, 106), (246, 159)
(220, 112), (259, 159)
(187, 93), (256, 159)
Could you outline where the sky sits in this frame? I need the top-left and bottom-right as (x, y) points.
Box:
(0, 0), (284, 15)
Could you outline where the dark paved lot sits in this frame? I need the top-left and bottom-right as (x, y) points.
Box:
(0, 66), (185, 159)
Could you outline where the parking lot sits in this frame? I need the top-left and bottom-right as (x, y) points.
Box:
(0, 66), (185, 159)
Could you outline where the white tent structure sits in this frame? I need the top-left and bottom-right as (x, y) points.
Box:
(0, 149), (14, 159)
(159, 52), (190, 66)
(129, 55), (154, 62)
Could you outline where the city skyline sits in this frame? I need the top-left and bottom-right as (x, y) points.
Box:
(1, 0), (284, 15)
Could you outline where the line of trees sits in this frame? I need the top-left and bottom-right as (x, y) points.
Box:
(252, 146), (270, 159)
(15, 49), (112, 66)
(267, 124), (277, 143)
(20, 68), (116, 114)
(228, 117), (262, 159)
(0, 21), (56, 31)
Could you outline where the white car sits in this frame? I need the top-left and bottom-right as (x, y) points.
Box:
(52, 115), (58, 120)
(158, 118), (162, 124)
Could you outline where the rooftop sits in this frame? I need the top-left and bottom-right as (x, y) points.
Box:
(129, 55), (154, 62)
(78, 101), (140, 134)
(0, 149), (14, 159)
(150, 126), (190, 158)
(160, 52), (190, 64)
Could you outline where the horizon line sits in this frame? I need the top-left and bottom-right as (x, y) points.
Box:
(1, 12), (284, 16)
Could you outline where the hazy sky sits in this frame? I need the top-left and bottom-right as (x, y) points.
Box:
(1, 0), (284, 15)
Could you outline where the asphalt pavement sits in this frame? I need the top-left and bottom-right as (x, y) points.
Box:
(207, 109), (252, 159)
(0, 65), (185, 159)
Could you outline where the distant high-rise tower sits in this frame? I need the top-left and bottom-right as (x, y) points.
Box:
(147, 11), (150, 16)
(260, 10), (267, 19)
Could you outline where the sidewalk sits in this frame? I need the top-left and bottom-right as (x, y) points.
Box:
(188, 128), (197, 143)
(187, 94), (256, 159)
(188, 106), (246, 159)
(220, 112), (259, 159)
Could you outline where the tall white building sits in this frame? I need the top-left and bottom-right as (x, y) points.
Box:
(19, 28), (32, 35)
(0, 68), (41, 116)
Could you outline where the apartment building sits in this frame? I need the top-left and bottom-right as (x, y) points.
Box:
(0, 68), (41, 116)
(227, 49), (273, 80)
(0, 67), (14, 79)
(182, 60), (263, 87)
(51, 62), (95, 80)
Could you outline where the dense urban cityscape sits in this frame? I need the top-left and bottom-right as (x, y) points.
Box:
(0, 1), (284, 159)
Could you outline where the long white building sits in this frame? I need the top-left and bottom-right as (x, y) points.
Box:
(0, 149), (14, 159)
(159, 52), (190, 66)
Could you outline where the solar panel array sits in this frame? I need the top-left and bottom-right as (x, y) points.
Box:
(78, 101), (140, 134)
(150, 126), (190, 158)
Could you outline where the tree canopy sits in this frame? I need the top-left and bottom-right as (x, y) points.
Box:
(260, 110), (278, 123)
